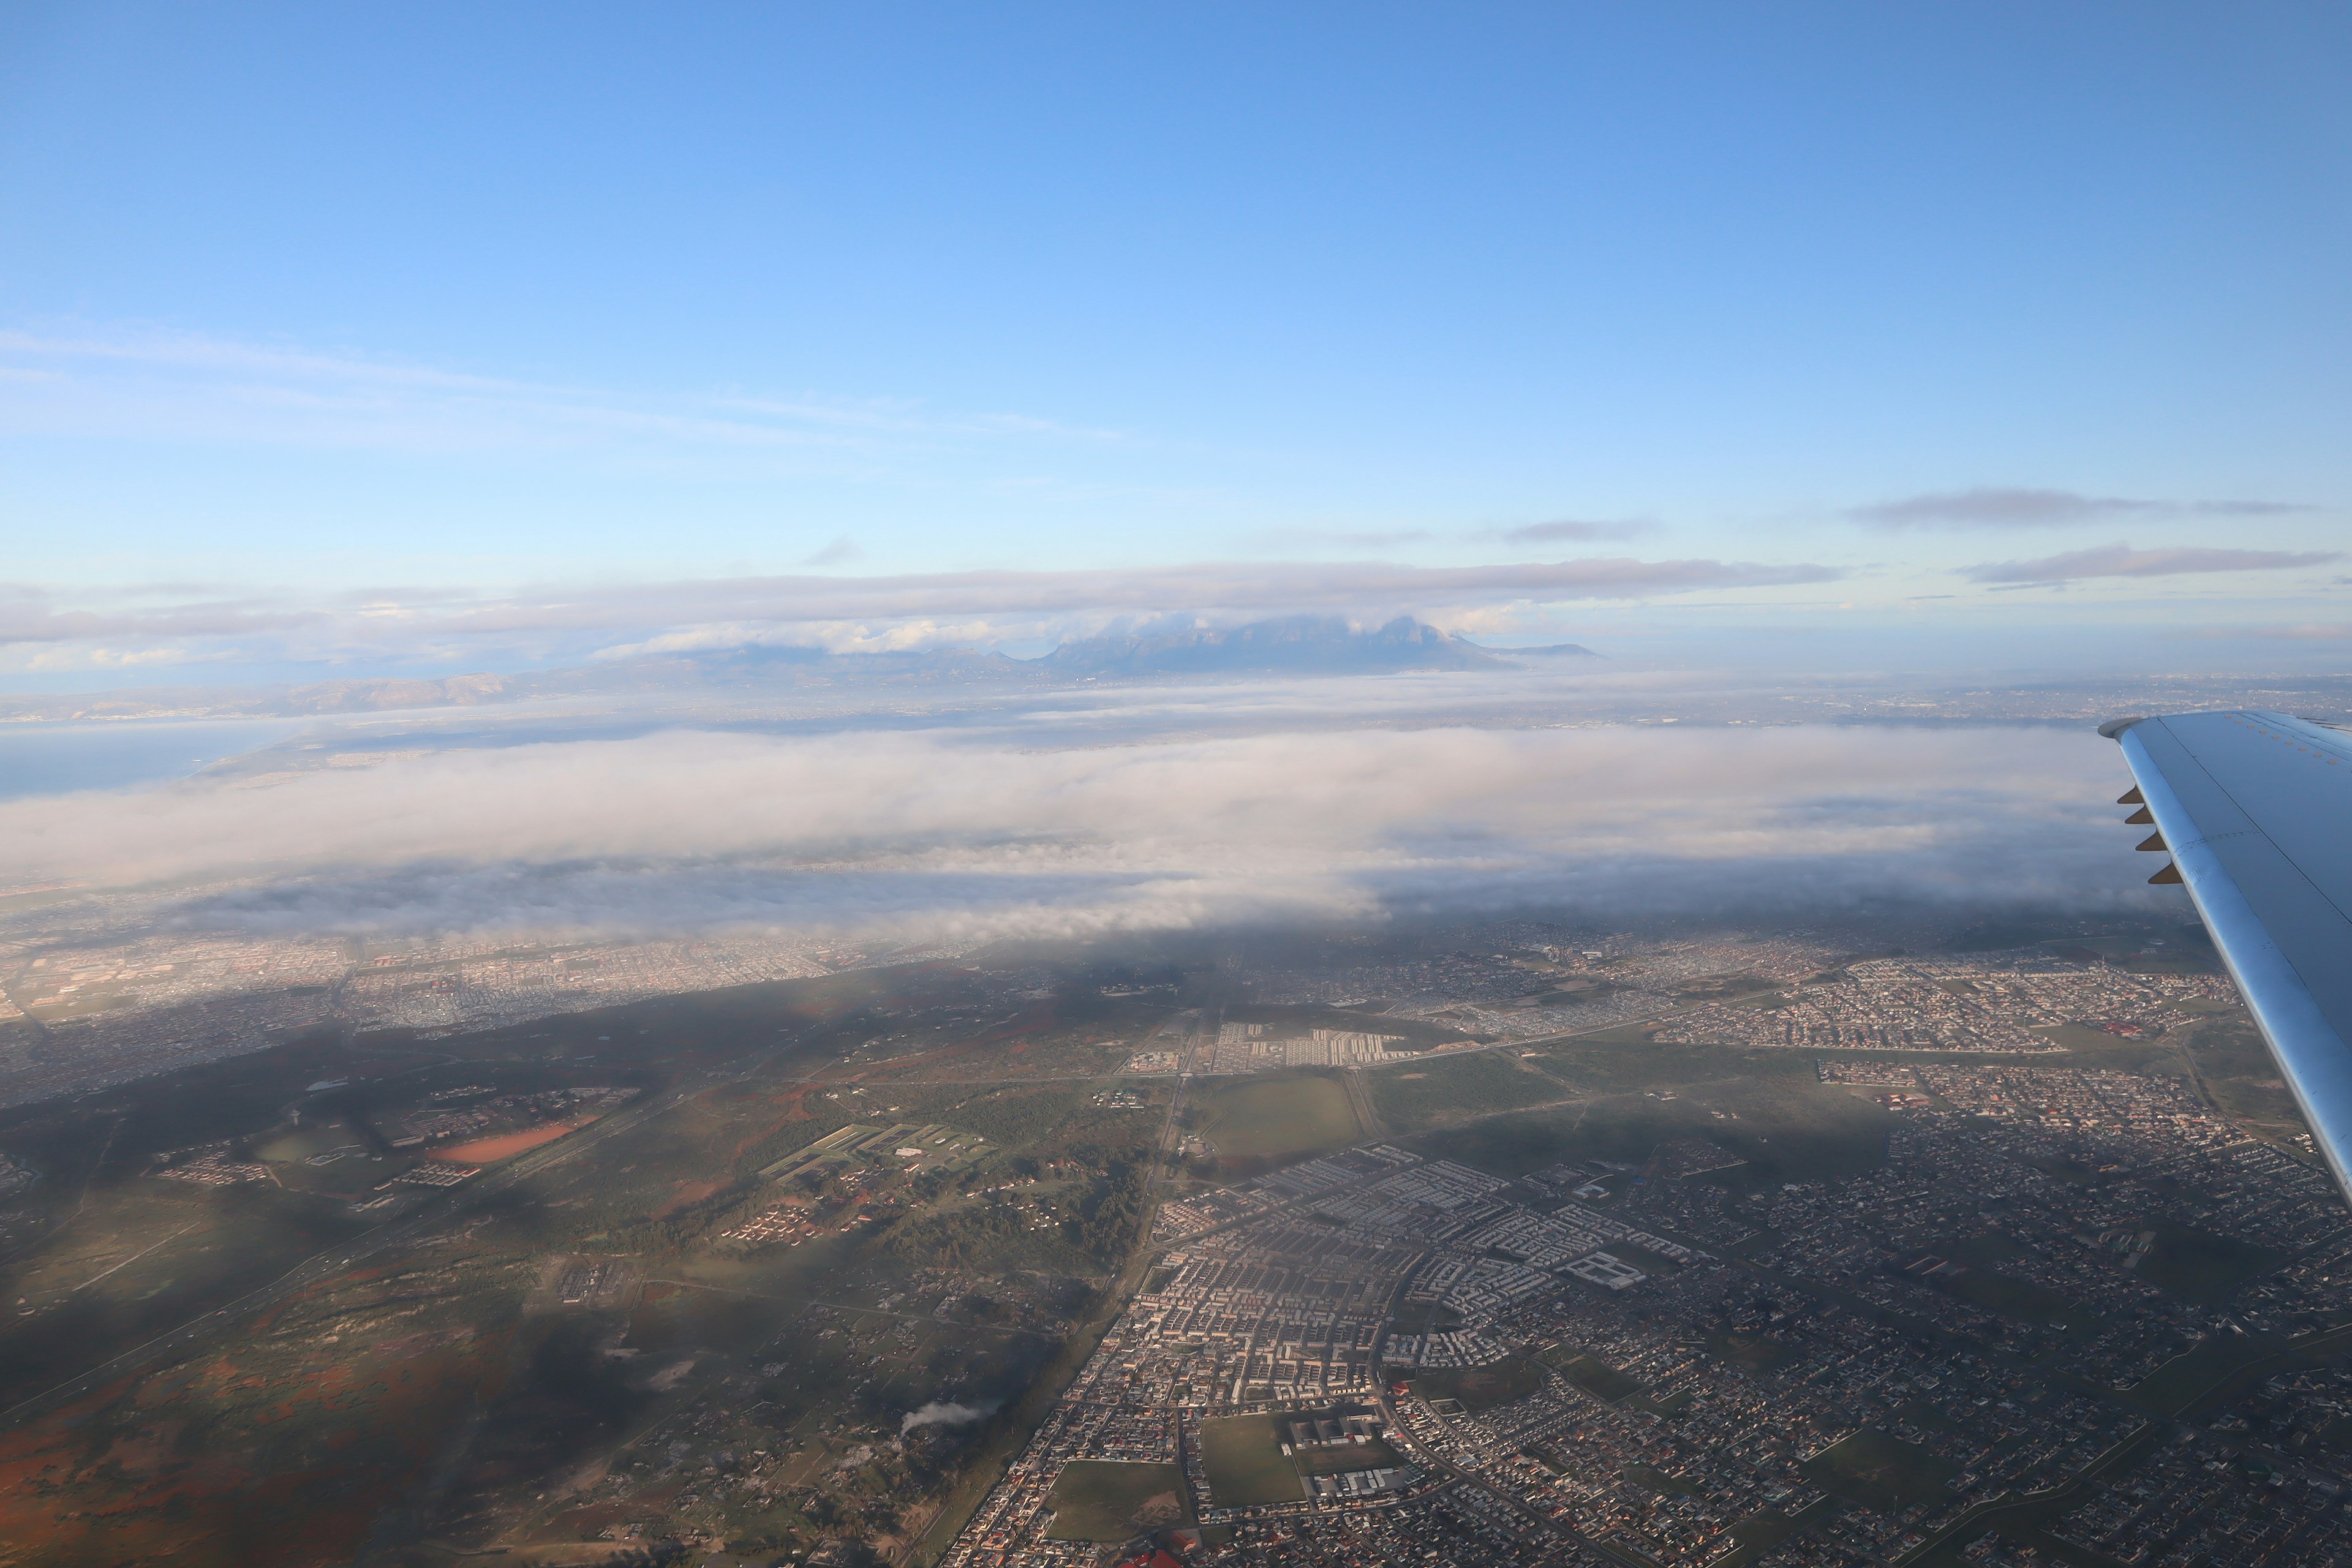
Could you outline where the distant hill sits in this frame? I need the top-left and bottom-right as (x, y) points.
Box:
(1037, 615), (1505, 676)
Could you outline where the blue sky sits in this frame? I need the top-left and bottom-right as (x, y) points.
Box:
(2, 2), (2348, 682)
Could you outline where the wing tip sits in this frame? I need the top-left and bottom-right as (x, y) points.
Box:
(2098, 716), (2147, 741)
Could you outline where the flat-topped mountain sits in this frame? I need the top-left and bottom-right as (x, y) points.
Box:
(1038, 614), (1505, 675)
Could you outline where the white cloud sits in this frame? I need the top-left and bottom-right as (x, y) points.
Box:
(0, 325), (1117, 459)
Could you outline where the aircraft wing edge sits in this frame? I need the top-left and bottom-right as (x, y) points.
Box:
(2113, 718), (2352, 1206)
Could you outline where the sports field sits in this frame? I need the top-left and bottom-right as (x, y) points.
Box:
(433, 1120), (581, 1164)
(1199, 1414), (1305, 1506)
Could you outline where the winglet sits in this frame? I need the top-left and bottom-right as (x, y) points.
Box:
(2098, 717), (2146, 740)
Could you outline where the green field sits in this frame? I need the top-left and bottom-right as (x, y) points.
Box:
(1803, 1428), (1954, 1512)
(1199, 1415), (1305, 1506)
(1043, 1460), (1193, 1540)
(1413, 1071), (1894, 1188)
(1370, 1051), (1559, 1129)
(1196, 1074), (1359, 1160)
(1411, 1355), (1546, 1412)
(249, 1123), (365, 1163)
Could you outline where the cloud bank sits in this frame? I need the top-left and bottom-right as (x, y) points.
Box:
(1963, 542), (2340, 585)
(0, 724), (2160, 941)
(1, 556), (1839, 674)
(1853, 488), (2313, 529)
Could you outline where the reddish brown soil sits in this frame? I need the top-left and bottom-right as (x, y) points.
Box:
(434, 1118), (586, 1164)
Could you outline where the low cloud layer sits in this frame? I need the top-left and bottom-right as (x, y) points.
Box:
(0, 723), (2162, 940)
(1964, 542), (2340, 586)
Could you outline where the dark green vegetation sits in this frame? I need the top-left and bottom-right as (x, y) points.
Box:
(1411, 1354), (1547, 1412)
(1042, 1460), (1193, 1539)
(0, 958), (1188, 1568)
(1199, 1414), (1308, 1506)
(1802, 1428), (1955, 1512)
(1944, 918), (2213, 966)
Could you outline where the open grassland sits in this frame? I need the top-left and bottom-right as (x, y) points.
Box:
(1371, 1050), (1561, 1129)
(1196, 1073), (1358, 1161)
(1044, 1460), (1193, 1539)
(2182, 1012), (2312, 1139)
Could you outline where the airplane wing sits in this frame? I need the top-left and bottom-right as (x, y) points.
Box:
(2101, 710), (2352, 1204)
